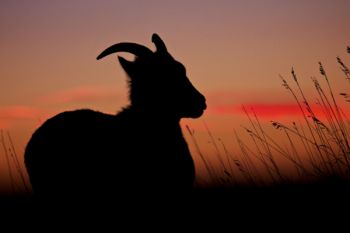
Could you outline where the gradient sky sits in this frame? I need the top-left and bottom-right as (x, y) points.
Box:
(1, 0), (350, 191)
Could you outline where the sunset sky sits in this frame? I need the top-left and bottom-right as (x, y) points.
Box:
(1, 1), (350, 192)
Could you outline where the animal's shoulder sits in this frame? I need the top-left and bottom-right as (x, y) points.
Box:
(56, 109), (112, 120)
(45, 109), (112, 124)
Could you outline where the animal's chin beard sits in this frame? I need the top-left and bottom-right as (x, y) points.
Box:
(182, 110), (204, 119)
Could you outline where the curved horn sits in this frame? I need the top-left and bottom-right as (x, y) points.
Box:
(96, 43), (153, 60)
(152, 33), (168, 53)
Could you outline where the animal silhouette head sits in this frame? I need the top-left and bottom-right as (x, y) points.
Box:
(97, 33), (206, 119)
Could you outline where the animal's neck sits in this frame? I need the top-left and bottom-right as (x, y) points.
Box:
(121, 105), (181, 125)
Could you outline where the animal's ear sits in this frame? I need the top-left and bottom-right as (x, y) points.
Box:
(152, 33), (168, 53)
(118, 56), (134, 75)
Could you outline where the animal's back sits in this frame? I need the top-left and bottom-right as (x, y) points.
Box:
(25, 108), (195, 200)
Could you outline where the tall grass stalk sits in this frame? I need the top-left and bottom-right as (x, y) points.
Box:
(6, 131), (31, 192)
(1, 130), (16, 193)
(185, 125), (217, 184)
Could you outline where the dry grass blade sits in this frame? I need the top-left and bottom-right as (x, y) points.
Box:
(185, 125), (217, 184)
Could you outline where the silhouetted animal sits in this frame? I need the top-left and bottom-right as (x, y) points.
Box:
(24, 34), (206, 202)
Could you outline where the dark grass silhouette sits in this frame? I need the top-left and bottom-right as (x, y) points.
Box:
(24, 34), (206, 205)
(189, 47), (350, 208)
